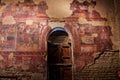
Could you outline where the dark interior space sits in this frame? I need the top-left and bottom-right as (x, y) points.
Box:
(47, 27), (72, 80)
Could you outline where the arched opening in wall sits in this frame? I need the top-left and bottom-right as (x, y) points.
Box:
(47, 27), (72, 80)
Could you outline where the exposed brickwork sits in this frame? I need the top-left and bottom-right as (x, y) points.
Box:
(74, 51), (120, 80)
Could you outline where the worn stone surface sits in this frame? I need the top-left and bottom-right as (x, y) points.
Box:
(74, 51), (120, 80)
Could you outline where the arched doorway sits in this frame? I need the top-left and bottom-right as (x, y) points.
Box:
(47, 27), (72, 80)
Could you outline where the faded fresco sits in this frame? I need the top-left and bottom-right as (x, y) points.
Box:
(64, 0), (113, 71)
(0, 24), (16, 50)
(0, 0), (48, 51)
(17, 22), (40, 51)
(0, 1), (48, 80)
(0, 0), (114, 80)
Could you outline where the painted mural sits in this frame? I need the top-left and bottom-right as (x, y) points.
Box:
(0, 24), (16, 50)
(64, 0), (113, 71)
(0, 52), (45, 72)
(17, 22), (40, 51)
(0, 0), (48, 51)
(0, 0), (113, 79)
(0, 1), (48, 79)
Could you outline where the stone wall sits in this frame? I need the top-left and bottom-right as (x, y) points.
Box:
(74, 51), (120, 80)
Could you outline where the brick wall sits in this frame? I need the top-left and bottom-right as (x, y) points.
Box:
(74, 51), (120, 80)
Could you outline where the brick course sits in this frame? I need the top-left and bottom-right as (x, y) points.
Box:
(74, 51), (120, 80)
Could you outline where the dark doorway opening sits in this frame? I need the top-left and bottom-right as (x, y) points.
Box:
(47, 27), (72, 80)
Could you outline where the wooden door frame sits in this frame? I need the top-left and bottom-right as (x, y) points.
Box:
(46, 27), (74, 80)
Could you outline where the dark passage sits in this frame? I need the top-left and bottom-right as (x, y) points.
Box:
(47, 27), (72, 80)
